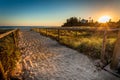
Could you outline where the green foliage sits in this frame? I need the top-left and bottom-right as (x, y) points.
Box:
(62, 17), (94, 27)
(79, 39), (102, 58)
(62, 17), (120, 27)
(60, 37), (103, 59)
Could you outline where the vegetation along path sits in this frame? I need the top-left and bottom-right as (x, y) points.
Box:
(18, 30), (120, 80)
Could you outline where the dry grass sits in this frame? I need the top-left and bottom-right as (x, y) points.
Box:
(0, 30), (20, 80)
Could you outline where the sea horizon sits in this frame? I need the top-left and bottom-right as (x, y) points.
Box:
(0, 26), (60, 29)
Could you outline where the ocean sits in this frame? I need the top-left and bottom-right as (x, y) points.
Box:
(0, 26), (47, 30)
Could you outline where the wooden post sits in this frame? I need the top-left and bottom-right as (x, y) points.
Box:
(76, 31), (78, 37)
(39, 28), (40, 33)
(12, 32), (16, 47)
(15, 29), (19, 46)
(101, 30), (107, 64)
(58, 29), (60, 41)
(110, 31), (120, 70)
(46, 28), (47, 36)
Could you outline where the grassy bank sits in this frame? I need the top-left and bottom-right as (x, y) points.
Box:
(32, 28), (117, 63)
(0, 29), (20, 80)
(0, 29), (12, 34)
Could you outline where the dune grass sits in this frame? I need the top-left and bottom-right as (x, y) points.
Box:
(33, 28), (117, 63)
(0, 30), (20, 80)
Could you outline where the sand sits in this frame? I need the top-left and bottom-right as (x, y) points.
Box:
(18, 30), (120, 80)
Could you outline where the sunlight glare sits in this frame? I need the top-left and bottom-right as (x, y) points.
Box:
(98, 16), (111, 23)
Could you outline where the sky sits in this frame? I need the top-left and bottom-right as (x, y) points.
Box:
(0, 0), (120, 26)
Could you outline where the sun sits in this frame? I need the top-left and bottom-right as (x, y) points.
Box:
(98, 16), (111, 23)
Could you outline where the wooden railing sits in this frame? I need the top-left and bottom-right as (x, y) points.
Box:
(0, 29), (19, 79)
(0, 29), (19, 47)
(32, 27), (120, 70)
(110, 31), (120, 70)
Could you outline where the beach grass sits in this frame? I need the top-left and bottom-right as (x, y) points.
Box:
(32, 28), (117, 62)
(0, 29), (20, 80)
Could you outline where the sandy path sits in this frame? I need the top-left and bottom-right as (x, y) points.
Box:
(18, 30), (120, 80)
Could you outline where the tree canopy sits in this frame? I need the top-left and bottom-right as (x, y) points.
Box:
(62, 17), (94, 27)
(62, 17), (120, 28)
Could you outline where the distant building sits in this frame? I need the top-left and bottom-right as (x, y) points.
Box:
(81, 19), (88, 23)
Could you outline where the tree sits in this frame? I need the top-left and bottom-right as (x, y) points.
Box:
(62, 17), (94, 27)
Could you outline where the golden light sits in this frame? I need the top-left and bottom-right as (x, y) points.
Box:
(98, 16), (111, 23)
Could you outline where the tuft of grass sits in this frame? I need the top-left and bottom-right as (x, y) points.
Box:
(0, 30), (20, 80)
(0, 61), (7, 80)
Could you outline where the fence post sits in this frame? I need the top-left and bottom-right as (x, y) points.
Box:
(12, 32), (16, 47)
(110, 31), (120, 70)
(39, 28), (40, 33)
(101, 30), (107, 64)
(58, 29), (60, 41)
(76, 31), (78, 37)
(46, 28), (48, 36)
